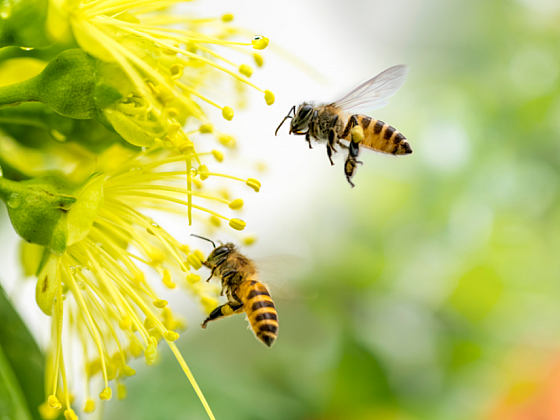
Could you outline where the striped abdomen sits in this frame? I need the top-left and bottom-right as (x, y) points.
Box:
(342, 115), (412, 155)
(240, 280), (278, 347)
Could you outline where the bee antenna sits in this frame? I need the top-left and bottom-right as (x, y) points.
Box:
(275, 105), (296, 136)
(190, 234), (216, 249)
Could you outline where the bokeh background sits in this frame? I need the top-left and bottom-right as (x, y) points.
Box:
(4, 0), (560, 419)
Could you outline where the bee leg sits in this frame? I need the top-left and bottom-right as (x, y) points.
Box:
(344, 153), (362, 188)
(326, 144), (335, 166)
(201, 302), (244, 329)
(305, 132), (313, 149)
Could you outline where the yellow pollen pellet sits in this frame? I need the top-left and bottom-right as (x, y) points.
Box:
(162, 269), (176, 289)
(164, 330), (180, 341)
(64, 409), (78, 420)
(100, 387), (112, 401)
(201, 296), (218, 313)
(198, 165), (209, 180)
(252, 35), (269, 50)
(118, 383), (127, 400)
(351, 126), (364, 143)
(221, 304), (234, 316)
(222, 106), (234, 121)
(253, 53), (264, 67)
(153, 299), (168, 308)
(264, 90), (275, 105)
(229, 199), (244, 210)
(199, 123), (213, 133)
(187, 273), (201, 284)
(243, 235), (257, 246)
(119, 315), (131, 330)
(212, 150), (224, 162)
(186, 254), (203, 270)
(122, 366), (136, 377)
(222, 13), (234, 21)
(229, 218), (246, 231)
(84, 399), (95, 413)
(170, 64), (184, 79)
(239, 64), (253, 77)
(48, 395), (62, 410)
(210, 215), (221, 227)
(246, 178), (261, 192)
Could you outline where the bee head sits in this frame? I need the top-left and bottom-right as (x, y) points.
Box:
(290, 103), (314, 134)
(204, 242), (235, 268)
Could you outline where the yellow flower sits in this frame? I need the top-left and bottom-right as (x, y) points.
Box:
(19, 144), (262, 420)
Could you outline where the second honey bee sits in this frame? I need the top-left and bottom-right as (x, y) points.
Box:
(192, 235), (279, 347)
(275, 65), (412, 187)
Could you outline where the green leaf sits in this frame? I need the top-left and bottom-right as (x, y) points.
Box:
(0, 283), (45, 420)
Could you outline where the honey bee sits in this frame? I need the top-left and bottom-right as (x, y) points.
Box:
(192, 235), (279, 347)
(275, 65), (412, 187)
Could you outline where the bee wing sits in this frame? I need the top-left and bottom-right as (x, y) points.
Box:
(254, 256), (314, 300)
(334, 65), (409, 112)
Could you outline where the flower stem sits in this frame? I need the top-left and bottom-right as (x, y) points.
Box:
(0, 78), (38, 108)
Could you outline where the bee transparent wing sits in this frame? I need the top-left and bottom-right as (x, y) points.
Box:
(334, 65), (409, 112)
(254, 256), (314, 300)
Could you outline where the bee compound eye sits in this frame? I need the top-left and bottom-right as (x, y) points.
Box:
(213, 246), (229, 256)
(299, 105), (312, 118)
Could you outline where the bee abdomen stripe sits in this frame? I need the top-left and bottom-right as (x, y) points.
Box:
(247, 288), (270, 300)
(254, 312), (278, 323)
(373, 120), (384, 134)
(257, 323), (279, 334)
(395, 133), (406, 144)
(361, 116), (372, 129)
(251, 300), (275, 311)
(383, 126), (396, 140)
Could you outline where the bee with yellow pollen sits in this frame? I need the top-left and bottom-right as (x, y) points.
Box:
(0, 0), (275, 419)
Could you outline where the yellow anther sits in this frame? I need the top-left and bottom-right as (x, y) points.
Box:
(199, 123), (213, 134)
(177, 140), (195, 154)
(166, 107), (179, 118)
(180, 244), (190, 254)
(198, 165), (209, 180)
(210, 215), (221, 227)
(48, 395), (62, 410)
(252, 35), (269, 50)
(221, 304), (234, 316)
(243, 235), (257, 246)
(194, 250), (205, 262)
(133, 272), (145, 284)
(253, 53), (264, 67)
(264, 90), (275, 105)
(119, 315), (131, 330)
(239, 64), (253, 78)
(99, 387), (112, 401)
(84, 399), (95, 413)
(153, 299), (168, 308)
(155, 84), (175, 103)
(187, 273), (201, 284)
(64, 409), (78, 420)
(107, 362), (118, 381)
(218, 134), (235, 147)
(229, 218), (246, 231)
(170, 64), (184, 79)
(149, 329), (163, 342)
(246, 178), (261, 192)
(193, 178), (203, 189)
(144, 317), (155, 330)
(167, 122), (181, 138)
(118, 383), (128, 400)
(351, 125), (364, 143)
(164, 331), (180, 341)
(212, 150), (224, 162)
(222, 13), (234, 22)
(186, 253), (203, 270)
(39, 401), (60, 419)
(148, 249), (164, 265)
(162, 269), (176, 289)
(145, 344), (157, 365)
(122, 366), (136, 377)
(87, 359), (101, 376)
(201, 296), (218, 313)
(129, 341), (143, 358)
(222, 106), (234, 121)
(229, 199), (244, 210)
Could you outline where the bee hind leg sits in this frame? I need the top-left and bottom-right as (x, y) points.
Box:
(326, 144), (335, 165)
(201, 302), (244, 328)
(305, 132), (313, 149)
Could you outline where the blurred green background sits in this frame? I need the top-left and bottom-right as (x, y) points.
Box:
(103, 1), (560, 420)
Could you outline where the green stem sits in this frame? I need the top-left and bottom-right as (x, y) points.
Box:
(0, 77), (39, 108)
(0, 177), (23, 204)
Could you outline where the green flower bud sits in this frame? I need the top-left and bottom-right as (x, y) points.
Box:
(0, 0), (51, 49)
(0, 175), (76, 255)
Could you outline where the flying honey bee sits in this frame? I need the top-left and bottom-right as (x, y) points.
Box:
(275, 65), (412, 187)
(192, 235), (279, 347)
